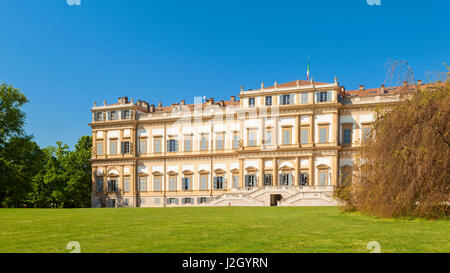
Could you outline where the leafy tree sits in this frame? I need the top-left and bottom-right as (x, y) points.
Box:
(28, 137), (92, 208)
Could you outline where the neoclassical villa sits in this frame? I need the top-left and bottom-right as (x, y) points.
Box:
(89, 78), (423, 207)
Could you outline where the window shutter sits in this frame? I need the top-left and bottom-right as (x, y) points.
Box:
(279, 174), (283, 185)
(278, 95), (282, 105)
(327, 91), (332, 102)
(166, 140), (170, 152)
(107, 112), (111, 120)
(290, 94), (294, 104)
(175, 140), (179, 152)
(244, 175), (248, 187)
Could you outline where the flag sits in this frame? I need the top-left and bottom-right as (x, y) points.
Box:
(307, 56), (310, 81)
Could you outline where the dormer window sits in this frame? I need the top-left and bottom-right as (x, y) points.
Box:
(248, 97), (255, 108)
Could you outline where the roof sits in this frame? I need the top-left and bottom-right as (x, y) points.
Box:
(249, 79), (329, 92)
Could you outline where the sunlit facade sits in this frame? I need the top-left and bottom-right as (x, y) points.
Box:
(89, 78), (418, 207)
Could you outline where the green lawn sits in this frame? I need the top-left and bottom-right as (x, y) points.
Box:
(0, 207), (448, 253)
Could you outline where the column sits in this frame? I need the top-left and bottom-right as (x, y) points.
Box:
(309, 156), (314, 186)
(239, 159), (244, 188)
(258, 159), (264, 187)
(332, 112), (338, 145)
(273, 158), (278, 186)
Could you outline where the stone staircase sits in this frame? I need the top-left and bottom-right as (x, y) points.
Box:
(205, 186), (338, 206)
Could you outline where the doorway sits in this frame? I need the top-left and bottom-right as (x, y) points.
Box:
(270, 194), (282, 206)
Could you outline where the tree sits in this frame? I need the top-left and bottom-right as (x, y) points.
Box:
(28, 137), (92, 208)
(0, 83), (40, 207)
(335, 78), (450, 218)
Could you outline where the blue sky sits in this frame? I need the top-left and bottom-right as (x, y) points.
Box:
(0, 0), (448, 148)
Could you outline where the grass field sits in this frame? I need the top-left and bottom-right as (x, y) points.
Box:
(0, 207), (448, 253)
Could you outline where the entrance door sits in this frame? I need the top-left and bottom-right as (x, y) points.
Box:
(270, 194), (282, 206)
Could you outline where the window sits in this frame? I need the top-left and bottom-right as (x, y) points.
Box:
(264, 129), (272, 145)
(154, 197), (160, 205)
(182, 197), (194, 204)
(97, 142), (103, 155)
(343, 127), (352, 144)
(245, 174), (257, 187)
(248, 129), (257, 147)
(123, 177), (130, 192)
(94, 112), (104, 121)
(167, 198), (178, 205)
(139, 197), (145, 204)
(265, 96), (272, 106)
(319, 125), (329, 143)
(108, 111), (118, 120)
(282, 127), (292, 145)
(279, 174), (293, 186)
(281, 94), (293, 105)
(319, 92), (328, 102)
(139, 139), (147, 154)
(213, 176), (224, 190)
(108, 179), (118, 192)
(110, 140), (117, 155)
(301, 128), (309, 144)
(153, 176), (162, 191)
(301, 93), (309, 104)
(248, 97), (255, 108)
(182, 177), (192, 191)
(200, 174), (208, 190)
(124, 198), (129, 206)
(362, 125), (371, 143)
(96, 178), (103, 192)
(232, 133), (240, 149)
(167, 138), (179, 152)
(299, 173), (309, 186)
(121, 141), (131, 154)
(138, 176), (147, 192)
(197, 197), (208, 204)
(232, 175), (239, 188)
(169, 176), (177, 191)
(216, 133), (224, 150)
(318, 169), (328, 186)
(122, 110), (131, 119)
(200, 135), (208, 151)
(263, 174), (272, 186)
(154, 137), (162, 153)
(184, 135), (192, 152)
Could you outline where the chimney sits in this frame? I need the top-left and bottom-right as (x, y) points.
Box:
(230, 96), (236, 101)
(149, 104), (155, 112)
(219, 100), (225, 107)
(359, 84), (365, 90)
(206, 98), (214, 105)
(417, 80), (422, 86)
(180, 100), (185, 105)
(380, 84), (385, 94)
(403, 81), (408, 87)
(158, 102), (162, 107)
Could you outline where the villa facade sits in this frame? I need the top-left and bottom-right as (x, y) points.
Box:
(89, 78), (420, 207)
